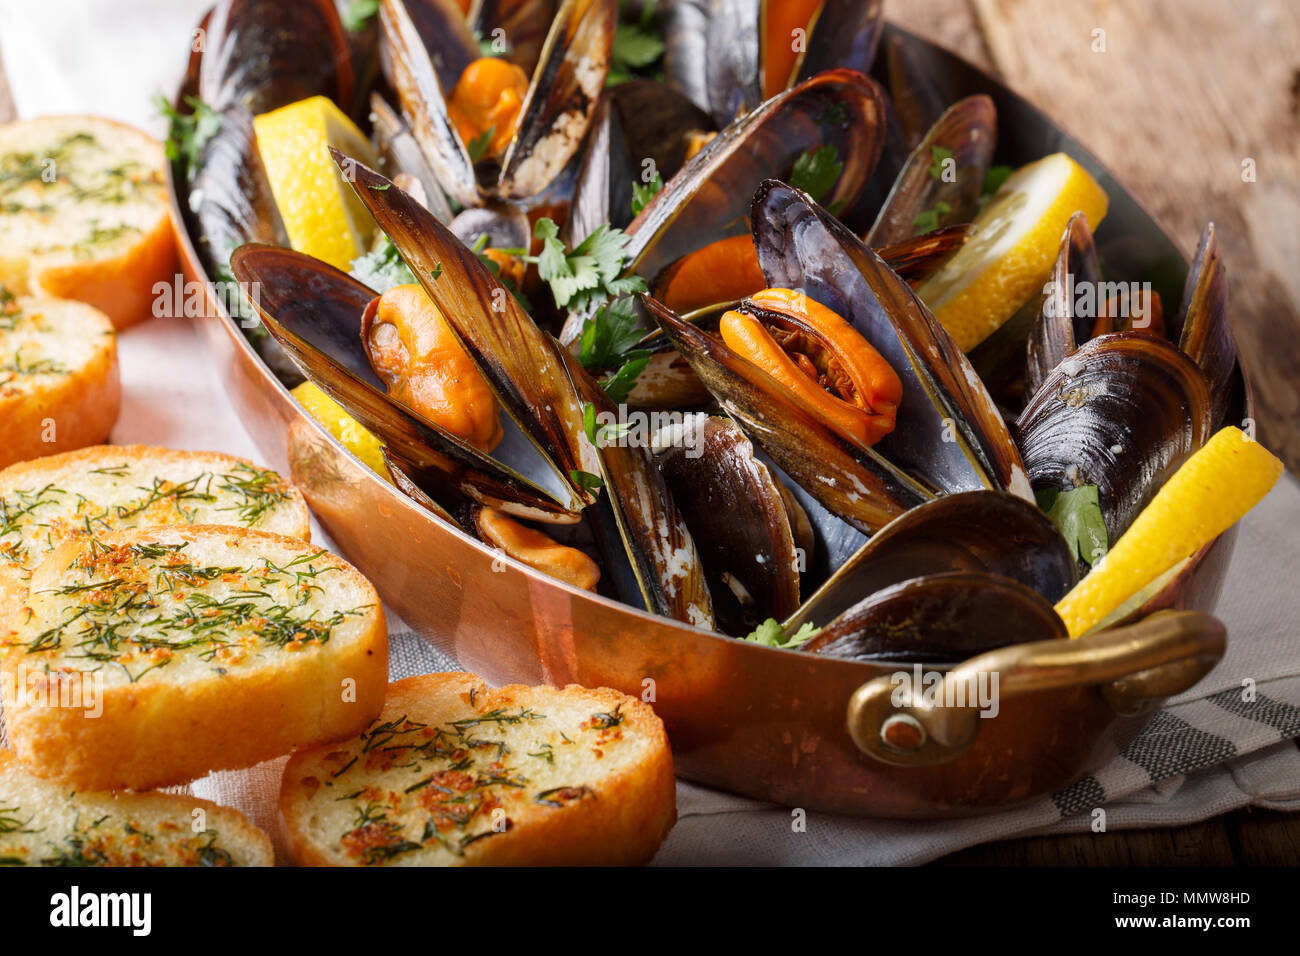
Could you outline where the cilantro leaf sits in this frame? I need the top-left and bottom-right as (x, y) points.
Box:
(928, 145), (955, 181)
(1036, 485), (1109, 567)
(631, 173), (665, 217)
(742, 618), (821, 649)
(156, 94), (221, 183)
(912, 200), (953, 234)
(350, 236), (417, 294)
(789, 145), (843, 204)
(342, 0), (380, 33)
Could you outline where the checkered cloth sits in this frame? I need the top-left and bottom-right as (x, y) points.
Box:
(4, 0), (1299, 864)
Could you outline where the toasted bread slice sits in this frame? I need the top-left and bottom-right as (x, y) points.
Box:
(0, 445), (311, 615)
(1, 525), (387, 790)
(0, 115), (177, 329)
(0, 751), (272, 866)
(280, 673), (676, 866)
(0, 290), (120, 471)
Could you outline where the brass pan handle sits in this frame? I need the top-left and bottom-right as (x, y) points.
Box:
(846, 610), (1226, 767)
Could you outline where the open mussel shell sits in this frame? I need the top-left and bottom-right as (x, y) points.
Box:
(641, 294), (933, 534)
(875, 225), (970, 287)
(865, 94), (996, 248)
(200, 0), (354, 116)
(752, 180), (1032, 500)
(804, 570), (1066, 664)
(471, 1), (561, 76)
(1025, 211), (1101, 399)
(380, 0), (482, 209)
(229, 244), (580, 524)
(785, 490), (1077, 631)
(566, 81), (716, 243)
(370, 92), (456, 225)
(337, 151), (600, 510)
(498, 0), (617, 200)
(1173, 223), (1239, 429)
(561, 352), (715, 629)
(382, 0), (615, 207)
(685, 0), (883, 126)
(1016, 331), (1213, 546)
(652, 415), (801, 633)
(188, 106), (287, 277)
(625, 69), (887, 287)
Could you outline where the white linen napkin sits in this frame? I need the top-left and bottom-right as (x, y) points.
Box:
(4, 0), (1298, 866)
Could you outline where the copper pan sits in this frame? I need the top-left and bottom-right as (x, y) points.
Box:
(168, 22), (1245, 817)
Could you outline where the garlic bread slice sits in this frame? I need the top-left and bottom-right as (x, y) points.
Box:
(0, 115), (177, 329)
(0, 289), (119, 471)
(1, 525), (387, 790)
(281, 673), (676, 866)
(0, 444), (310, 614)
(0, 751), (273, 867)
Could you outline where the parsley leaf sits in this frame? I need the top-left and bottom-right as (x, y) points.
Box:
(579, 296), (645, 368)
(466, 126), (495, 163)
(982, 164), (1013, 196)
(582, 401), (634, 446)
(569, 469), (605, 492)
(608, 4), (665, 87)
(928, 145), (955, 181)
(789, 145), (843, 204)
(631, 173), (665, 217)
(600, 352), (650, 403)
(529, 218), (647, 313)
(155, 94), (221, 183)
(978, 164), (1014, 210)
(742, 618), (821, 648)
(350, 236), (417, 294)
(912, 200), (953, 234)
(578, 298), (651, 402)
(1036, 485), (1109, 567)
(342, 0), (380, 32)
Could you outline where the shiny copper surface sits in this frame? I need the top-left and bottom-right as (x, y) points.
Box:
(170, 23), (1243, 817)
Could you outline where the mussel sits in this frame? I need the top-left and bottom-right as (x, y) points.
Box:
(803, 571), (1067, 663)
(785, 490), (1077, 632)
(335, 152), (714, 626)
(652, 415), (804, 632)
(379, 0), (616, 209)
(665, 0), (884, 127)
(187, 0), (355, 277)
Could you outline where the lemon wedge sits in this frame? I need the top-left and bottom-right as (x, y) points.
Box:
(253, 96), (378, 270)
(291, 381), (392, 482)
(1055, 427), (1282, 638)
(917, 153), (1109, 351)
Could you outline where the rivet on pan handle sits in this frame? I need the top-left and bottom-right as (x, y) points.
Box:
(845, 610), (1227, 767)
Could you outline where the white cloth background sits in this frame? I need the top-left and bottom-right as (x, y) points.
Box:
(3, 0), (1298, 866)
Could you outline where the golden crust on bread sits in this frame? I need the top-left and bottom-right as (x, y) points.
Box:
(0, 115), (177, 330)
(1, 525), (387, 790)
(280, 673), (676, 866)
(0, 444), (311, 614)
(0, 291), (120, 470)
(0, 751), (273, 866)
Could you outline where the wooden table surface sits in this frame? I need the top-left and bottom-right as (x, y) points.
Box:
(1, 0), (1296, 865)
